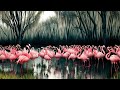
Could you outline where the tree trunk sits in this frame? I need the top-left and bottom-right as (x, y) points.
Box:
(17, 33), (23, 45)
(101, 11), (107, 45)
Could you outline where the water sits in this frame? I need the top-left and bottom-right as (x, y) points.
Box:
(0, 57), (110, 79)
(0, 48), (112, 79)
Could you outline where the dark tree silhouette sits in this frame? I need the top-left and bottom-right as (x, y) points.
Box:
(1, 11), (42, 45)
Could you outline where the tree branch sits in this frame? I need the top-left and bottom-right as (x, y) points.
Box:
(97, 11), (102, 17)
(87, 11), (97, 27)
(77, 11), (88, 34)
(0, 26), (7, 37)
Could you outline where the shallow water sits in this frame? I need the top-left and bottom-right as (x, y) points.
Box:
(0, 48), (115, 79)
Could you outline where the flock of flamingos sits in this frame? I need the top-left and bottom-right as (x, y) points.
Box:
(0, 44), (120, 79)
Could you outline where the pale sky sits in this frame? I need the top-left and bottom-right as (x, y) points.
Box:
(39, 11), (56, 23)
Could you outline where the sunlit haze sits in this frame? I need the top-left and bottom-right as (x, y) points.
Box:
(39, 11), (56, 23)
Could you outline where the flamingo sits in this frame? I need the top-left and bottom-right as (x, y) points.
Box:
(38, 47), (46, 58)
(114, 45), (120, 57)
(85, 45), (94, 58)
(26, 44), (31, 52)
(105, 50), (120, 78)
(16, 45), (32, 75)
(77, 49), (90, 78)
(59, 45), (70, 78)
(46, 46), (55, 58)
(17, 52), (31, 76)
(68, 52), (77, 60)
(10, 47), (17, 54)
(42, 48), (53, 77)
(68, 49), (78, 79)
(77, 49), (89, 67)
(30, 47), (39, 60)
(26, 47), (40, 71)
(8, 52), (18, 74)
(62, 49), (70, 78)
(93, 46), (106, 71)
(54, 47), (62, 60)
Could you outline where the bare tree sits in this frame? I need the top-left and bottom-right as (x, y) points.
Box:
(56, 11), (120, 45)
(1, 11), (42, 45)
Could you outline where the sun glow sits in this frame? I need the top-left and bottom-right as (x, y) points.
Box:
(39, 11), (56, 23)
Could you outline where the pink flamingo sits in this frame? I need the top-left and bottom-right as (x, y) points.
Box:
(68, 53), (77, 60)
(62, 51), (70, 59)
(105, 50), (120, 78)
(61, 46), (70, 77)
(85, 45), (94, 58)
(114, 45), (120, 57)
(22, 48), (28, 54)
(38, 47), (46, 58)
(77, 50), (90, 69)
(46, 46), (55, 58)
(54, 47), (62, 60)
(30, 47), (39, 60)
(43, 48), (53, 73)
(68, 45), (80, 59)
(68, 50), (78, 79)
(29, 48), (39, 73)
(77, 49), (88, 78)
(17, 53), (31, 75)
(67, 46), (77, 54)
(8, 52), (18, 74)
(10, 47), (17, 54)
(26, 44), (31, 51)
(93, 46), (105, 70)
(16, 50), (23, 57)
(45, 46), (55, 60)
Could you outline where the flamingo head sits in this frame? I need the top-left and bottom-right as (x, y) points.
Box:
(37, 48), (40, 52)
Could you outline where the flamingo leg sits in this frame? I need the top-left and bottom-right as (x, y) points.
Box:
(65, 58), (69, 79)
(102, 58), (104, 70)
(26, 63), (28, 73)
(93, 58), (96, 78)
(113, 63), (115, 79)
(74, 65), (77, 79)
(2, 60), (4, 72)
(114, 62), (118, 79)
(97, 59), (99, 73)
(94, 58), (97, 67)
(117, 63), (119, 79)
(115, 62), (118, 79)
(11, 61), (14, 74)
(87, 60), (91, 79)
(20, 64), (23, 76)
(66, 65), (69, 75)
(82, 61), (85, 73)
(10, 61), (12, 73)
(89, 59), (92, 79)
(12, 62), (15, 74)
(83, 61), (87, 78)
(111, 62), (113, 78)
(85, 60), (91, 71)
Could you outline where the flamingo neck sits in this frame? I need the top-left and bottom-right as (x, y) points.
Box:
(106, 52), (110, 60)
(101, 46), (105, 55)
